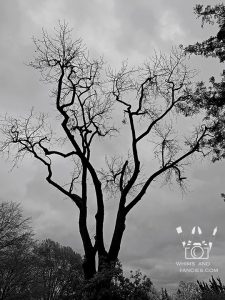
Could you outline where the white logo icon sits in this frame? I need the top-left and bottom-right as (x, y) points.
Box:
(176, 226), (217, 260)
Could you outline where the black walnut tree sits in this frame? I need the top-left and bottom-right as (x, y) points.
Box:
(1, 22), (210, 280)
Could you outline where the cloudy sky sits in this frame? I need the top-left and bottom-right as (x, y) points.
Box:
(0, 0), (225, 293)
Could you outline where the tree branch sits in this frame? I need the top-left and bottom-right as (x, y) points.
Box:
(125, 126), (208, 214)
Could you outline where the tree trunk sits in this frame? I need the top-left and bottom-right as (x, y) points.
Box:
(79, 206), (96, 280)
(80, 220), (126, 299)
(82, 252), (96, 280)
(108, 211), (126, 262)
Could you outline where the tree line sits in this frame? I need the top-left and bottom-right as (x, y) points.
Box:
(1, 201), (225, 300)
(0, 201), (83, 299)
(0, 200), (168, 299)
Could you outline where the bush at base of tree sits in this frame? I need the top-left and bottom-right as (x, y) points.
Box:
(75, 262), (162, 300)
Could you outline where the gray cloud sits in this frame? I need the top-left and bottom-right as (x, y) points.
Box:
(0, 0), (225, 293)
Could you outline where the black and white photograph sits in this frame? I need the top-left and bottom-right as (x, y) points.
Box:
(0, 1), (225, 299)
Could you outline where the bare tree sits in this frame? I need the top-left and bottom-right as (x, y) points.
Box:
(31, 239), (83, 300)
(0, 201), (31, 251)
(0, 202), (34, 300)
(0, 22), (209, 281)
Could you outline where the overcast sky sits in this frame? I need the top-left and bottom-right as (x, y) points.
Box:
(0, 0), (225, 293)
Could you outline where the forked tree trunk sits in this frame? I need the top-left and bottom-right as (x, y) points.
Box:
(80, 193), (127, 291)
(81, 218), (126, 282)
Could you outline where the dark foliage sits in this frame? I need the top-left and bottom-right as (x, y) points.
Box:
(74, 263), (160, 300)
(186, 4), (225, 62)
(197, 277), (225, 300)
(182, 4), (225, 163)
